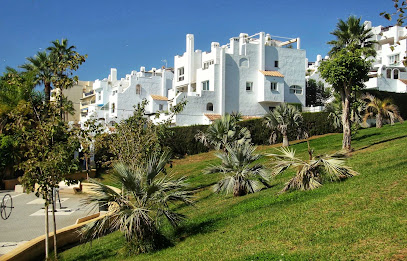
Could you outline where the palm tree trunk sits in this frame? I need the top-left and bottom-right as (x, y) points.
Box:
(44, 82), (51, 105)
(282, 135), (289, 147)
(376, 113), (383, 128)
(233, 178), (247, 197)
(341, 88), (352, 151)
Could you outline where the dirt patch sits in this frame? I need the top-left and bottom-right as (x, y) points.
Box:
(391, 248), (407, 261)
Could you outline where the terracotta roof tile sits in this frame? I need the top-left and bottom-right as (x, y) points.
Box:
(150, 95), (168, 101)
(259, 70), (285, 77)
(399, 79), (407, 85)
(204, 114), (221, 121)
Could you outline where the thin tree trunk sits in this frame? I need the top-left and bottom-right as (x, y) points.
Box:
(44, 200), (49, 260)
(341, 88), (352, 151)
(282, 135), (289, 147)
(51, 188), (58, 259)
(376, 113), (383, 128)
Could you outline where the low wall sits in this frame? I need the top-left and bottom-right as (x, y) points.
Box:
(0, 213), (102, 261)
(2, 179), (20, 190)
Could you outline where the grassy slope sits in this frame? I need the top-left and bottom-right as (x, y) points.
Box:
(60, 124), (407, 261)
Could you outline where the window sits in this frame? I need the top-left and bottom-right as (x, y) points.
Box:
(178, 67), (184, 81)
(136, 84), (141, 95)
(289, 85), (302, 94)
(206, 102), (214, 111)
(203, 60), (214, 70)
(202, 80), (209, 91)
(98, 92), (101, 101)
(394, 69), (399, 79)
(111, 103), (115, 113)
(387, 69), (392, 78)
(275, 61), (279, 67)
(270, 82), (277, 91)
(389, 54), (400, 64)
(246, 82), (253, 91)
(159, 104), (163, 111)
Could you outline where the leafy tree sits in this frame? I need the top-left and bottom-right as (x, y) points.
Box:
(327, 16), (377, 57)
(361, 93), (404, 128)
(263, 103), (303, 147)
(268, 147), (358, 193)
(204, 142), (269, 197)
(80, 151), (193, 253)
(306, 79), (330, 107)
(195, 113), (251, 151)
(319, 50), (371, 151)
(380, 0), (407, 26)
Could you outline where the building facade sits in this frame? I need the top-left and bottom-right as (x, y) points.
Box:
(167, 32), (306, 126)
(81, 67), (173, 125)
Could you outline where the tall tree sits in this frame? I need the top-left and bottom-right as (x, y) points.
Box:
(20, 51), (53, 105)
(263, 103), (303, 147)
(306, 79), (330, 107)
(327, 16), (377, 58)
(319, 50), (371, 151)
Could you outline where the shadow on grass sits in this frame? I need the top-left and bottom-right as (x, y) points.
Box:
(353, 132), (380, 141)
(355, 135), (407, 152)
(175, 217), (222, 240)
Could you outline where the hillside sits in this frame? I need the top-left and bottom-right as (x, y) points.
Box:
(61, 123), (407, 261)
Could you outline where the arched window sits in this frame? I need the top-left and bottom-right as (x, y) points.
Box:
(136, 84), (141, 95)
(386, 68), (392, 78)
(111, 103), (115, 113)
(239, 58), (249, 67)
(393, 69), (399, 79)
(289, 85), (302, 94)
(206, 102), (214, 111)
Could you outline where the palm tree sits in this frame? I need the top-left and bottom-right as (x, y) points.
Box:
(268, 147), (358, 193)
(328, 16), (377, 57)
(195, 113), (251, 151)
(20, 51), (53, 104)
(80, 151), (193, 253)
(204, 142), (269, 197)
(362, 93), (403, 128)
(263, 103), (303, 147)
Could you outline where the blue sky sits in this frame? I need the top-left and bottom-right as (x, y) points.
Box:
(0, 0), (395, 81)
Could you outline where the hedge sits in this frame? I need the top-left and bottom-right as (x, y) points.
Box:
(163, 112), (339, 157)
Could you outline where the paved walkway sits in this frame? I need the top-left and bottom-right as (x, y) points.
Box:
(0, 189), (97, 256)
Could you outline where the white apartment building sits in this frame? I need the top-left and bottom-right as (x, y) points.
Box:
(81, 67), (173, 125)
(364, 21), (407, 93)
(308, 21), (407, 94)
(167, 32), (306, 126)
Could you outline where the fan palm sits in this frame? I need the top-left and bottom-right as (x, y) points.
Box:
(268, 147), (358, 193)
(80, 151), (194, 253)
(205, 142), (269, 197)
(362, 93), (403, 128)
(20, 51), (53, 104)
(263, 103), (303, 147)
(195, 113), (251, 151)
(328, 16), (377, 57)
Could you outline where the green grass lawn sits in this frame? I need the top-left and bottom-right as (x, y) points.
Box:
(60, 124), (407, 261)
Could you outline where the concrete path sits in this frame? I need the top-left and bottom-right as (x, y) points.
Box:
(0, 190), (97, 256)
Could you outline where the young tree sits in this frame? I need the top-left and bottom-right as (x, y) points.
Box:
(268, 147), (358, 193)
(319, 50), (371, 151)
(263, 103), (303, 147)
(80, 151), (193, 253)
(195, 113), (251, 151)
(204, 142), (269, 197)
(361, 93), (404, 128)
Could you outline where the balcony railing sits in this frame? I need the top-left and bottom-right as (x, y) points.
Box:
(84, 90), (94, 97)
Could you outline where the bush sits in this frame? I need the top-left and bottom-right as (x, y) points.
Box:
(361, 89), (407, 119)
